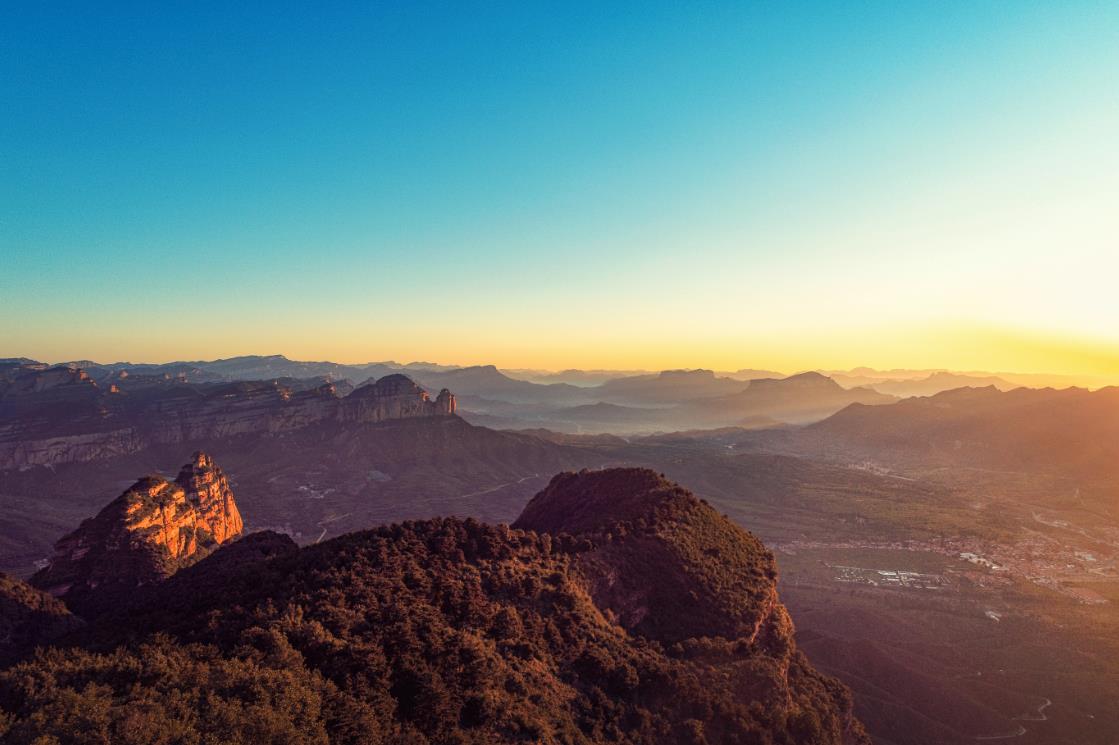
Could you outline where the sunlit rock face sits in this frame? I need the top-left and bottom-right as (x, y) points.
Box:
(0, 365), (458, 468)
(29, 452), (243, 617)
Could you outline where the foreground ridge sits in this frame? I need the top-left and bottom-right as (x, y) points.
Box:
(1, 466), (867, 744)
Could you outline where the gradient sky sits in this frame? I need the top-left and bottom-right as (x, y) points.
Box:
(2, 2), (1118, 377)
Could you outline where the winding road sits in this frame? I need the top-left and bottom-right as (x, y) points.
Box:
(973, 698), (1051, 741)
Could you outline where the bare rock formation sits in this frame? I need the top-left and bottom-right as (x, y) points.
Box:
(30, 452), (243, 616)
(338, 373), (457, 422)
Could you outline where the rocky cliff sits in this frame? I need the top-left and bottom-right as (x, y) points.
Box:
(29, 452), (243, 616)
(0, 365), (457, 469)
(339, 373), (456, 421)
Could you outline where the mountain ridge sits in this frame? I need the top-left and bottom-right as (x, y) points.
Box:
(0, 465), (868, 744)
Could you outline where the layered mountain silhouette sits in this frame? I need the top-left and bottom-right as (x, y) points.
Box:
(0, 460), (867, 744)
(854, 371), (1016, 398)
(594, 369), (751, 404)
(0, 362), (456, 469)
(674, 372), (894, 426)
(793, 384), (1119, 483)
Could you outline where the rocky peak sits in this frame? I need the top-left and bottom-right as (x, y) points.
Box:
(30, 452), (243, 617)
(514, 468), (781, 644)
(339, 374), (457, 423)
(435, 387), (456, 414)
(512, 468), (866, 742)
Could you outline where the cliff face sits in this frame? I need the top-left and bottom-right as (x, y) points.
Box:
(0, 367), (457, 469)
(338, 374), (456, 422)
(29, 452), (243, 616)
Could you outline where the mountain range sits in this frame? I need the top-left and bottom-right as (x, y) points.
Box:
(786, 384), (1119, 487)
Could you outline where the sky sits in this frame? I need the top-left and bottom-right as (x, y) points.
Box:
(2, 2), (1118, 378)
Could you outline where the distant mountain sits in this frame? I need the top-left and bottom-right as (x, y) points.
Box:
(0, 469), (866, 744)
(857, 371), (1016, 397)
(33, 354), (460, 386)
(595, 369), (748, 404)
(550, 401), (670, 427)
(795, 385), (1119, 483)
(460, 371), (888, 432)
(680, 372), (894, 425)
(410, 365), (591, 405)
(502, 367), (651, 386)
(823, 366), (1116, 391)
(0, 364), (456, 469)
(503, 367), (784, 387)
(722, 368), (786, 381)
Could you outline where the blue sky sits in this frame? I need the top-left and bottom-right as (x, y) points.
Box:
(2, 2), (1117, 373)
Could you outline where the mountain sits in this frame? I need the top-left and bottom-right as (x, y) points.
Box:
(514, 469), (781, 641)
(550, 401), (669, 427)
(0, 469), (867, 744)
(56, 354), (400, 385)
(822, 366), (1116, 391)
(722, 368), (786, 381)
(29, 452), (243, 617)
(857, 371), (1016, 397)
(461, 371), (888, 433)
(0, 364), (456, 469)
(595, 369), (748, 404)
(794, 385), (1119, 483)
(679, 372), (894, 425)
(411, 365), (590, 405)
(501, 368), (784, 387)
(502, 368), (652, 386)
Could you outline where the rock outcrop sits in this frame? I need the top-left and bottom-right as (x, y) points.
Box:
(30, 452), (243, 616)
(0, 366), (458, 469)
(338, 373), (456, 422)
